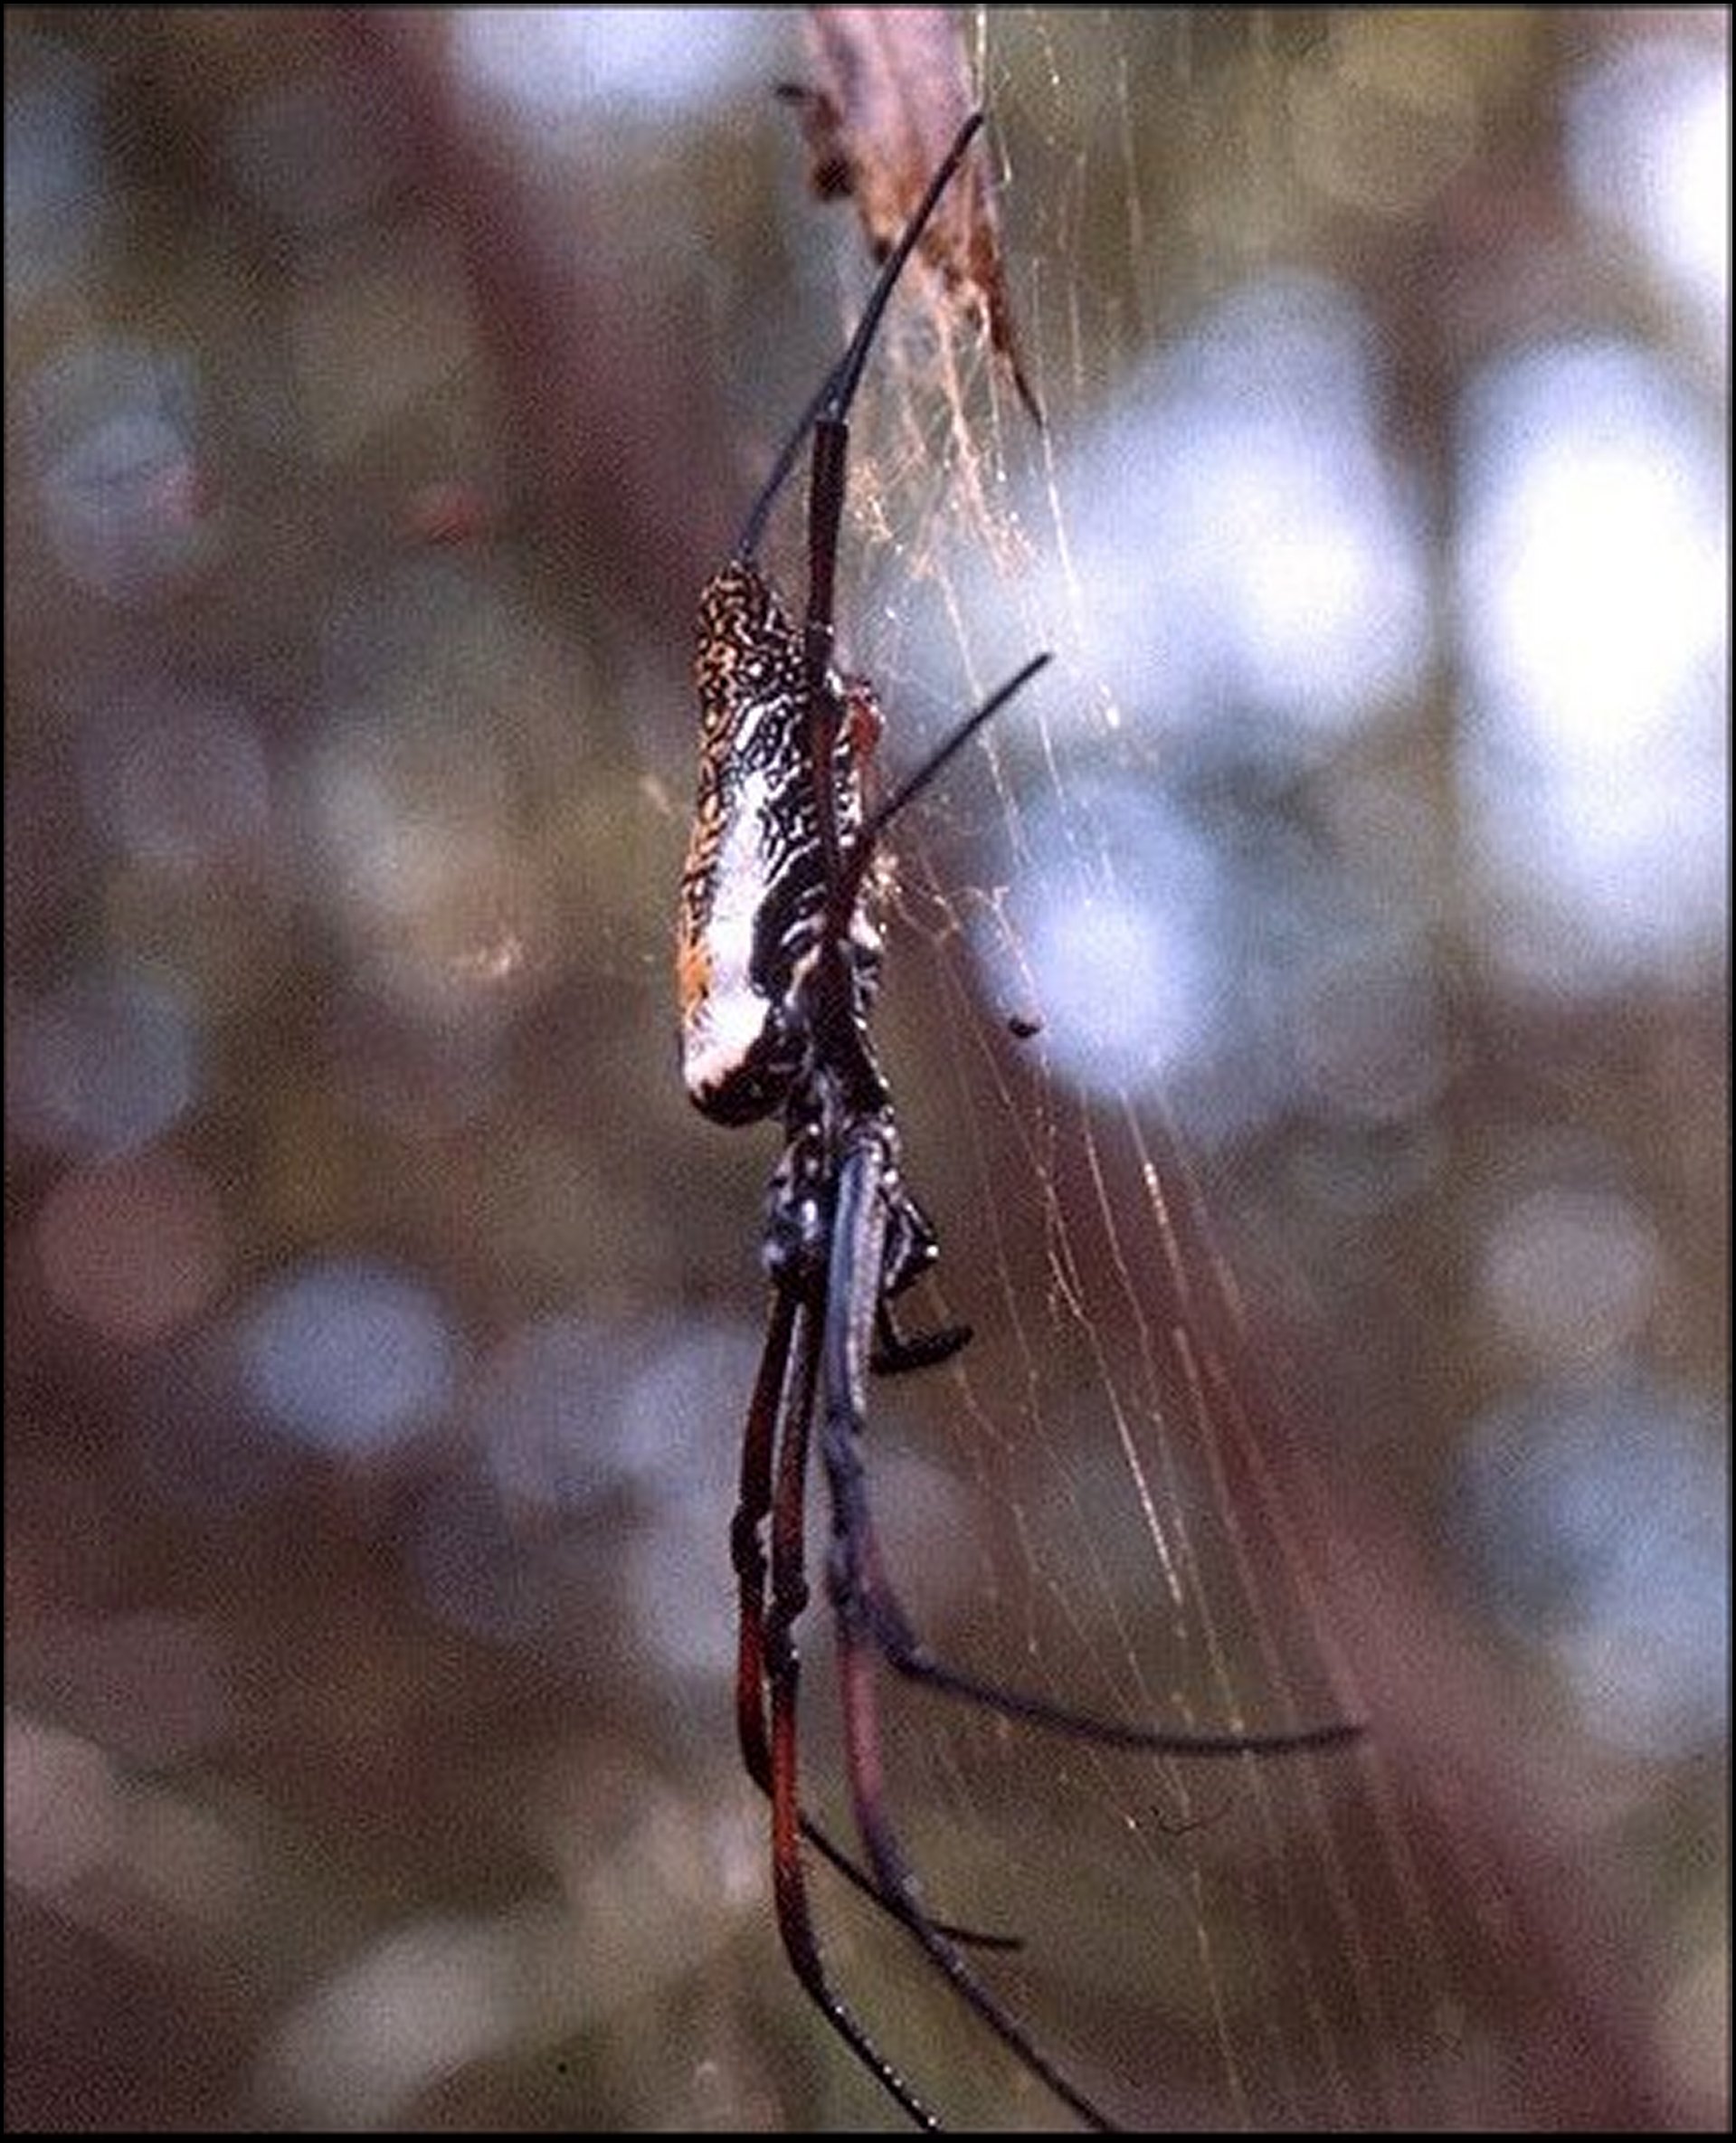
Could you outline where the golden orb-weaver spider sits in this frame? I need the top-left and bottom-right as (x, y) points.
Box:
(677, 111), (1362, 2130)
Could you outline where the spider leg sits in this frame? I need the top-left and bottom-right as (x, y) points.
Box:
(871, 1300), (972, 1378)
(736, 113), (986, 563)
(733, 1280), (1018, 1951)
(732, 1285), (799, 1806)
(830, 1146), (1366, 1759)
(868, 1611), (1366, 1757)
(757, 1288), (941, 2130)
(824, 1124), (1121, 2133)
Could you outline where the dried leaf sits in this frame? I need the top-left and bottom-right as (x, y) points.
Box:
(780, 5), (1042, 424)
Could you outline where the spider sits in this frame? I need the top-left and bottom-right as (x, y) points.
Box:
(677, 112), (1363, 2131)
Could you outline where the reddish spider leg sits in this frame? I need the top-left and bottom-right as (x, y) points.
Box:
(731, 1282), (1020, 1949)
(758, 1284), (940, 2129)
(731, 1289), (799, 1813)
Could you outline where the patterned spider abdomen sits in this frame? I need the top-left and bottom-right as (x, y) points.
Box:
(678, 559), (880, 1125)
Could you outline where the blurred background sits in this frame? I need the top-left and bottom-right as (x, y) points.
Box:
(5, 6), (1727, 2131)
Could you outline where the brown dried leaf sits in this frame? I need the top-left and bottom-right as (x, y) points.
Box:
(781, 5), (1042, 424)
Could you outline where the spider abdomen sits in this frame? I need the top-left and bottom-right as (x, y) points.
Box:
(678, 559), (877, 1125)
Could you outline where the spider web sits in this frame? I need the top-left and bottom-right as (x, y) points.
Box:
(739, 23), (1452, 2130)
(5, 9), (1715, 2136)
